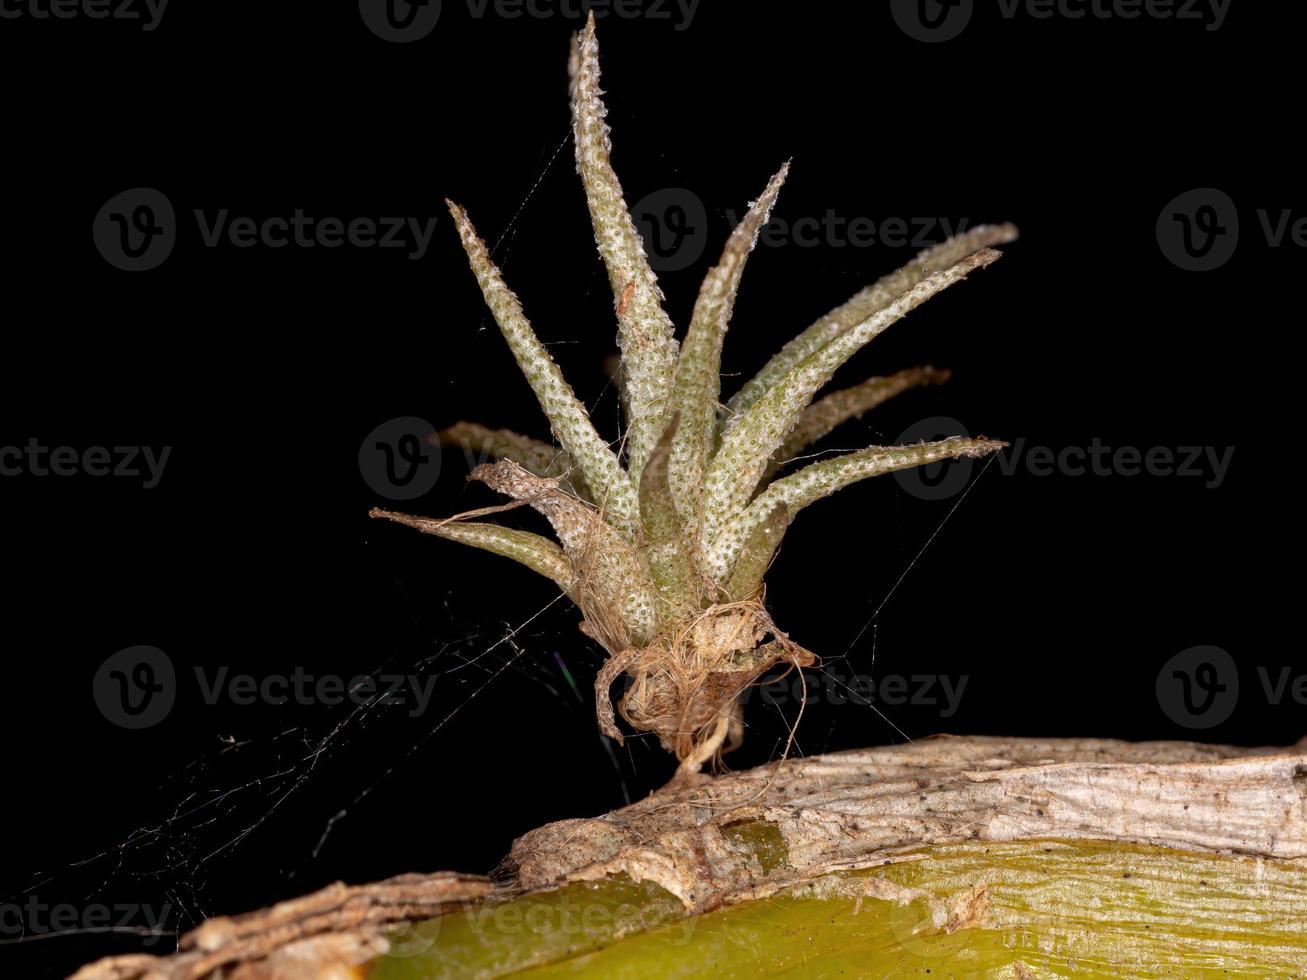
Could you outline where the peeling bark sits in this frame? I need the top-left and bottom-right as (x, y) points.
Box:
(69, 873), (491, 980)
(72, 735), (1307, 979)
(509, 735), (1307, 910)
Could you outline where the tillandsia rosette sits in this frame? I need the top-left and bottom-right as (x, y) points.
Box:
(372, 14), (1014, 776)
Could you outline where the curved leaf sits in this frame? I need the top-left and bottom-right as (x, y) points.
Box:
(698, 249), (1004, 560)
(723, 224), (1018, 433)
(706, 436), (1005, 582)
(446, 200), (639, 537)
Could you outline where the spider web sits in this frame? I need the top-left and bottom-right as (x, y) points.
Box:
(2, 129), (612, 967)
(2, 126), (998, 976)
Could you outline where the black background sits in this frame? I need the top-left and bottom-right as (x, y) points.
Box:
(1, 1), (1300, 975)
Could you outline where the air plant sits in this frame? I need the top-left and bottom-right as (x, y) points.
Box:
(372, 14), (1015, 777)
(70, 21), (1307, 980)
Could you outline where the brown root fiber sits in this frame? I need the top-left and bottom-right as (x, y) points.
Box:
(375, 477), (817, 775)
(592, 599), (816, 773)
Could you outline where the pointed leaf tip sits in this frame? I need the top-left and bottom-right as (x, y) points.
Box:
(569, 7), (678, 488)
(368, 508), (577, 592)
(726, 224), (1017, 431)
(765, 365), (955, 479)
(700, 247), (1006, 558)
(706, 435), (1007, 583)
(666, 162), (790, 523)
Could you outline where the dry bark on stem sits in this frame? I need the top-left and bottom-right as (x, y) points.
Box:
(69, 872), (491, 980)
(73, 735), (1307, 980)
(511, 734), (1307, 911)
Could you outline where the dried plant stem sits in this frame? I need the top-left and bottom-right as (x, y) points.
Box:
(73, 737), (1307, 980)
